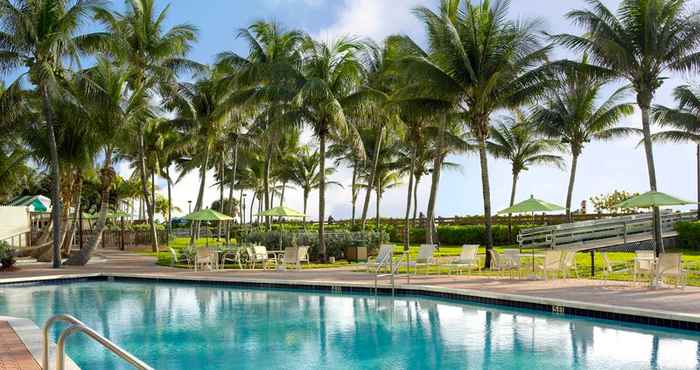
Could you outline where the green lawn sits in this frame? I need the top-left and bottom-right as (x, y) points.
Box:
(143, 238), (700, 286)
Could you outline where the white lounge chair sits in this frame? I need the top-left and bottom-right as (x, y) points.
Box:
(561, 250), (579, 279)
(448, 245), (480, 275)
(280, 247), (302, 270)
(194, 247), (217, 271)
(405, 244), (437, 275)
(248, 245), (272, 270)
(536, 250), (562, 280)
(600, 252), (628, 284)
(367, 244), (394, 273)
(501, 249), (522, 279)
(633, 250), (656, 284)
(169, 247), (190, 267)
(654, 253), (688, 289)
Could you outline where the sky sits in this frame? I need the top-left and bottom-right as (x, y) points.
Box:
(113, 0), (700, 220)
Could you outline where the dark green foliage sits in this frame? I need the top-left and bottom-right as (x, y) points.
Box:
(675, 222), (700, 249)
(242, 230), (387, 260)
(386, 224), (534, 245)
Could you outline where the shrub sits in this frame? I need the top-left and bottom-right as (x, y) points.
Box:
(675, 221), (700, 249)
(0, 241), (16, 270)
(242, 230), (387, 260)
(385, 224), (534, 245)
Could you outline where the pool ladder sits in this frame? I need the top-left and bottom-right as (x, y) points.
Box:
(42, 314), (153, 370)
(373, 252), (411, 296)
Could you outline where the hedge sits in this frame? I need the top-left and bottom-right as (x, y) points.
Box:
(675, 221), (700, 249)
(242, 230), (388, 260)
(386, 224), (535, 245)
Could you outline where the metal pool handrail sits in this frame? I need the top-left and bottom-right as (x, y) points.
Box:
(43, 314), (153, 370)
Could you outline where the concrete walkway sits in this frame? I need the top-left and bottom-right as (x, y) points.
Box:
(2, 250), (700, 318)
(0, 322), (40, 370)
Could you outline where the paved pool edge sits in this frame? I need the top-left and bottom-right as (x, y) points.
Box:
(0, 316), (80, 370)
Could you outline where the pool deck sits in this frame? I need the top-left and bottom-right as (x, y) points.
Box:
(0, 321), (40, 370)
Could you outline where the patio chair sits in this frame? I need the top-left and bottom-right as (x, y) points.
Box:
(194, 247), (217, 272)
(366, 244), (394, 273)
(220, 246), (243, 270)
(488, 250), (507, 277)
(561, 250), (579, 279)
(280, 247), (302, 270)
(405, 244), (437, 275)
(600, 252), (629, 284)
(633, 250), (656, 284)
(501, 249), (522, 279)
(250, 245), (272, 270)
(448, 245), (480, 275)
(654, 253), (688, 289)
(298, 246), (310, 265)
(168, 247), (189, 267)
(536, 250), (562, 280)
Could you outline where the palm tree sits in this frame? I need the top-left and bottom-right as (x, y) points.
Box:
(96, 0), (200, 252)
(217, 21), (304, 229)
(292, 37), (364, 261)
(553, 0), (700, 251)
(652, 85), (700, 219)
(532, 67), (634, 222)
(288, 146), (341, 229)
(66, 59), (147, 265)
(402, 0), (552, 266)
(0, 0), (107, 267)
(487, 110), (564, 211)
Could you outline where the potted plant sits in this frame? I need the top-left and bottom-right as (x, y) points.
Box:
(0, 241), (17, 270)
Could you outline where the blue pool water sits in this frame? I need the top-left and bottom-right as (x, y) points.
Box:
(0, 280), (699, 370)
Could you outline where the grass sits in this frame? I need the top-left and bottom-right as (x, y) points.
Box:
(138, 238), (700, 286)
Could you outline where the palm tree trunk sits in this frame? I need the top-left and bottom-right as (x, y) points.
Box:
(412, 174), (421, 226)
(227, 140), (239, 242)
(508, 172), (519, 243)
(40, 85), (63, 268)
(137, 125), (158, 252)
(376, 189), (381, 232)
(351, 162), (357, 226)
(66, 148), (115, 265)
(303, 191), (309, 231)
(264, 145), (273, 230)
(62, 175), (82, 256)
(192, 143), (210, 241)
(319, 131), (327, 262)
(361, 126), (384, 230)
(426, 156), (443, 244)
(566, 153), (579, 223)
(218, 153), (224, 241)
(166, 166), (172, 244)
(403, 147), (416, 251)
(478, 137), (494, 269)
(638, 100), (662, 253)
(150, 168), (157, 250)
(697, 144), (700, 221)
(249, 191), (256, 225)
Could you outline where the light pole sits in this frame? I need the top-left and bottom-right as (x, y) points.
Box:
(188, 200), (192, 214)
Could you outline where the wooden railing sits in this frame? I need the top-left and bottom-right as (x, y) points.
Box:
(517, 211), (697, 250)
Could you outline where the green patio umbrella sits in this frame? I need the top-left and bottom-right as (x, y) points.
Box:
(256, 206), (306, 218)
(184, 209), (234, 247)
(613, 191), (694, 209)
(497, 195), (565, 215)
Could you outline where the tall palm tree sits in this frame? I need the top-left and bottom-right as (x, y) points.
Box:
(532, 67), (634, 222)
(288, 146), (341, 229)
(652, 85), (700, 219)
(96, 0), (200, 252)
(553, 0), (700, 251)
(292, 37), (364, 261)
(403, 0), (552, 266)
(487, 110), (564, 210)
(0, 0), (106, 267)
(66, 59), (148, 265)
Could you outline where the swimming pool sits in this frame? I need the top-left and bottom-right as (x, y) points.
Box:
(0, 279), (698, 369)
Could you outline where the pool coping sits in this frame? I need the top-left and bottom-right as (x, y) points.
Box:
(0, 316), (80, 370)
(2, 272), (700, 332)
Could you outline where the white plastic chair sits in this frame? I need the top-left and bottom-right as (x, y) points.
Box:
(448, 245), (480, 275)
(281, 247), (302, 270)
(194, 247), (216, 271)
(599, 252), (628, 284)
(249, 245), (271, 270)
(298, 246), (310, 265)
(654, 253), (687, 289)
(633, 250), (656, 284)
(367, 244), (394, 273)
(537, 250), (562, 280)
(561, 250), (579, 279)
(405, 244), (437, 275)
(502, 249), (522, 279)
